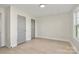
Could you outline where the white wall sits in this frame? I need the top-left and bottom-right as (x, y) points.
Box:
(10, 6), (32, 48)
(36, 12), (73, 41)
(0, 5), (34, 48)
(5, 6), (11, 47)
(0, 7), (5, 47)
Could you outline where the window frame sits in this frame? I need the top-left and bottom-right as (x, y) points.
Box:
(73, 9), (79, 39)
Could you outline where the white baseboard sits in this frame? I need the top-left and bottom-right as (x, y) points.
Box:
(26, 40), (31, 42)
(36, 37), (70, 42)
(69, 41), (78, 54)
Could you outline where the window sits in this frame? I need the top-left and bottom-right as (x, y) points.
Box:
(75, 11), (79, 38)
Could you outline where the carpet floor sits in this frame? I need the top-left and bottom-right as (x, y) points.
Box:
(0, 38), (76, 54)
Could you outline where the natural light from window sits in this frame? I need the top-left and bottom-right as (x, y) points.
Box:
(75, 11), (79, 38)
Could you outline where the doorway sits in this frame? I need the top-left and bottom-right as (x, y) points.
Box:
(17, 15), (26, 44)
(31, 19), (35, 39)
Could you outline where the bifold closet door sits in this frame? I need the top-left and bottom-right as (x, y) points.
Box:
(31, 19), (35, 39)
(17, 15), (26, 44)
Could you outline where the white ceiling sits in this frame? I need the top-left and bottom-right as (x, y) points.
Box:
(0, 4), (10, 8)
(12, 4), (77, 17)
(0, 4), (77, 17)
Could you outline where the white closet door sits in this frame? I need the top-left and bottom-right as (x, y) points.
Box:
(17, 15), (26, 44)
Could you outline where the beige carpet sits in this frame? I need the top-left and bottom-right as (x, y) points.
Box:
(0, 38), (76, 54)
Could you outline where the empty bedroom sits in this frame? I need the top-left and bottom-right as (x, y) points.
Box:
(0, 4), (79, 54)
